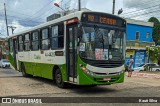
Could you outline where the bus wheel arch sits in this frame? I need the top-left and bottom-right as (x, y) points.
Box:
(52, 65), (66, 88)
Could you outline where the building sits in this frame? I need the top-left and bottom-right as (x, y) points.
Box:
(125, 19), (155, 68)
(0, 37), (8, 59)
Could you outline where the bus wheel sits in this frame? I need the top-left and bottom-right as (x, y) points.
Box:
(21, 63), (29, 77)
(55, 69), (66, 88)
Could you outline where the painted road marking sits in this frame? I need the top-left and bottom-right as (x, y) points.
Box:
(126, 72), (160, 79)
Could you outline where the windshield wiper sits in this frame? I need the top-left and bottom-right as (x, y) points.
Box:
(93, 25), (105, 51)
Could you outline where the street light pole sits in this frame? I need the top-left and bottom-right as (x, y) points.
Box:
(78, 0), (81, 11)
(8, 26), (16, 34)
(4, 3), (9, 36)
(112, 0), (115, 14)
(54, 3), (65, 16)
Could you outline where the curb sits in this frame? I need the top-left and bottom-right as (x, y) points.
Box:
(125, 72), (160, 79)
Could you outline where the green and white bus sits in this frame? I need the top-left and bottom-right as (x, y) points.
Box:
(8, 11), (126, 88)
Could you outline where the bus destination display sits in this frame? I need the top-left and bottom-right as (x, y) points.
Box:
(82, 13), (125, 27)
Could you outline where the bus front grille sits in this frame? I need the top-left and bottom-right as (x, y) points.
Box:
(90, 61), (123, 68)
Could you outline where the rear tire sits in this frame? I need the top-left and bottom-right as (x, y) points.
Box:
(156, 69), (159, 71)
(55, 69), (66, 88)
(21, 63), (29, 77)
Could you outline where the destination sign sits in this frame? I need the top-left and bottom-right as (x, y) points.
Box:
(81, 13), (126, 27)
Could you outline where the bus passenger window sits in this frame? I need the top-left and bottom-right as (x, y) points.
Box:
(24, 34), (30, 51)
(51, 24), (64, 49)
(31, 31), (39, 51)
(18, 35), (23, 51)
(41, 28), (49, 50)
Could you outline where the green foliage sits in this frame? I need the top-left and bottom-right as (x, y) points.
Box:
(148, 17), (160, 45)
(147, 46), (160, 64)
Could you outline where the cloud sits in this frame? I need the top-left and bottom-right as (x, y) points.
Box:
(10, 20), (32, 34)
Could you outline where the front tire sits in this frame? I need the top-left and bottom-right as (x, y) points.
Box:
(55, 69), (66, 88)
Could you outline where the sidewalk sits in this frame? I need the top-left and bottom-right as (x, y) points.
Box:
(125, 72), (160, 79)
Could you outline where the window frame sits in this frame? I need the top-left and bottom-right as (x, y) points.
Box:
(146, 32), (150, 38)
(18, 35), (24, 52)
(135, 31), (140, 41)
(51, 23), (64, 50)
(24, 33), (30, 51)
(31, 30), (39, 51)
(40, 27), (50, 50)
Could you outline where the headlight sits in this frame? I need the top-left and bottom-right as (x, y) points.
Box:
(116, 70), (124, 75)
(80, 64), (94, 76)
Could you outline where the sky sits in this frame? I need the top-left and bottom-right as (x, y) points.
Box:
(0, 0), (160, 37)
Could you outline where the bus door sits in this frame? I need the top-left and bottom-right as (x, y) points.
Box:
(12, 38), (18, 70)
(66, 19), (78, 83)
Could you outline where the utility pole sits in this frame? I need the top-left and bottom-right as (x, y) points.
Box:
(4, 3), (9, 36)
(78, 0), (81, 11)
(112, 0), (115, 14)
(8, 26), (16, 34)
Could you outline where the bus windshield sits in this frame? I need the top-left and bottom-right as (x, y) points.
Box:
(79, 24), (125, 61)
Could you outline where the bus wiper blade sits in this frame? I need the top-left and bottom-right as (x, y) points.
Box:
(94, 25), (105, 51)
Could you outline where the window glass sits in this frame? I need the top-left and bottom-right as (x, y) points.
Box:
(42, 29), (48, 39)
(32, 31), (39, 50)
(24, 34), (30, 51)
(25, 34), (29, 41)
(51, 26), (58, 37)
(41, 28), (49, 50)
(19, 36), (23, 43)
(24, 42), (30, 51)
(146, 32), (150, 38)
(32, 32), (38, 40)
(18, 35), (23, 51)
(136, 32), (140, 40)
(32, 41), (39, 50)
(51, 24), (64, 49)
(19, 44), (23, 51)
(41, 39), (49, 50)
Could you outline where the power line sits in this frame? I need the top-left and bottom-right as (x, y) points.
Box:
(33, 0), (71, 21)
(128, 8), (160, 19)
(23, 0), (54, 21)
(122, 4), (160, 16)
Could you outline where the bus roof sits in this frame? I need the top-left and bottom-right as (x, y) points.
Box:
(8, 11), (125, 38)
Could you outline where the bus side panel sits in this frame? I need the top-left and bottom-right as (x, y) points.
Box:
(19, 62), (67, 81)
(39, 63), (53, 79)
(58, 64), (67, 82)
(8, 53), (16, 70)
(24, 62), (33, 75)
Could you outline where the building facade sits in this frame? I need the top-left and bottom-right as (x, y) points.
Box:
(125, 19), (154, 68)
(0, 37), (8, 59)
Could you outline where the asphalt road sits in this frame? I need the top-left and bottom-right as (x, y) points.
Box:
(0, 68), (160, 106)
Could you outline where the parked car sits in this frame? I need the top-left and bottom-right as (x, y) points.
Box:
(133, 63), (159, 72)
(133, 64), (145, 72)
(149, 66), (160, 71)
(145, 63), (159, 71)
(0, 59), (10, 68)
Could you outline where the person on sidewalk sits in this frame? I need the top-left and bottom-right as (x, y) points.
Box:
(128, 55), (134, 77)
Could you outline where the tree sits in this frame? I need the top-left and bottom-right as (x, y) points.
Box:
(148, 17), (160, 45)
(146, 46), (160, 65)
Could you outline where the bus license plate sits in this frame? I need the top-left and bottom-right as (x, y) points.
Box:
(103, 77), (111, 81)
